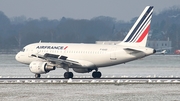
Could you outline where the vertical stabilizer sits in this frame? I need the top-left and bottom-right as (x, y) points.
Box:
(119, 6), (153, 47)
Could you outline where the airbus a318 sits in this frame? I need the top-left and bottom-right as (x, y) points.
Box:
(16, 6), (156, 78)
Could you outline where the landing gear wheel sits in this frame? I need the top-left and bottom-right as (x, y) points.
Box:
(92, 71), (102, 78)
(35, 74), (41, 78)
(64, 72), (74, 79)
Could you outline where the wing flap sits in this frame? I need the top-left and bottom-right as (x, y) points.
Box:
(31, 53), (81, 66)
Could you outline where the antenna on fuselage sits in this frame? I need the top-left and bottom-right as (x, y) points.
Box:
(39, 40), (42, 43)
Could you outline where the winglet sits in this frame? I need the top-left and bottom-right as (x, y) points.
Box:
(119, 6), (153, 47)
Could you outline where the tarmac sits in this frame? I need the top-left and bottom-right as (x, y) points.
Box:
(1, 76), (180, 84)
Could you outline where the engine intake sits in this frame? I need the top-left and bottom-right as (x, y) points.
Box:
(29, 61), (56, 74)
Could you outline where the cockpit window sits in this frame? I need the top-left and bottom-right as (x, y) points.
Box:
(21, 48), (25, 52)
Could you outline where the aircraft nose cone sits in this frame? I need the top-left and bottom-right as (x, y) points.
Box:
(15, 52), (22, 62)
(15, 53), (20, 61)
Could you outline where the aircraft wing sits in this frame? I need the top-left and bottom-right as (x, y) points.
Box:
(31, 53), (82, 67)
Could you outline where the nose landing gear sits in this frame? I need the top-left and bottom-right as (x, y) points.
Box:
(35, 74), (41, 78)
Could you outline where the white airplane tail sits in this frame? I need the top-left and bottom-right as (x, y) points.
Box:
(119, 6), (153, 47)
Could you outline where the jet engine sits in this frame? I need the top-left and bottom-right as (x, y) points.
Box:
(29, 61), (56, 74)
(73, 68), (92, 73)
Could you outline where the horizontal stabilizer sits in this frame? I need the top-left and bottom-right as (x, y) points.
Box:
(124, 48), (142, 54)
(124, 48), (142, 52)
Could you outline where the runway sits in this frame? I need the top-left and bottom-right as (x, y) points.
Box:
(1, 54), (180, 84)
(1, 77), (180, 84)
(1, 55), (180, 100)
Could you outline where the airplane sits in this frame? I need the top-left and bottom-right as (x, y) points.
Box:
(155, 50), (167, 55)
(15, 6), (156, 79)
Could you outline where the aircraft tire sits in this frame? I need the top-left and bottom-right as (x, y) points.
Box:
(92, 71), (102, 78)
(35, 74), (41, 78)
(64, 72), (74, 79)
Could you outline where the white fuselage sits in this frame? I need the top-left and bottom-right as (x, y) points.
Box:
(16, 43), (155, 69)
(15, 6), (155, 78)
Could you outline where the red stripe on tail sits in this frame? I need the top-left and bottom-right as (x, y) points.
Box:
(136, 24), (150, 42)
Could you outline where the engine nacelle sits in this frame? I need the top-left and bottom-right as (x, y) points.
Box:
(73, 68), (92, 73)
(29, 61), (56, 74)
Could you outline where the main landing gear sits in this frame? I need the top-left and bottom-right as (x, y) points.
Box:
(63, 68), (101, 79)
(64, 66), (74, 79)
(92, 71), (102, 78)
(34, 69), (101, 79)
(64, 72), (74, 79)
(63, 71), (102, 79)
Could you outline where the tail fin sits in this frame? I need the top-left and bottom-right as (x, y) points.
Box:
(119, 6), (153, 47)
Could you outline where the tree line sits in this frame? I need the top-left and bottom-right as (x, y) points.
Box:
(0, 6), (180, 53)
